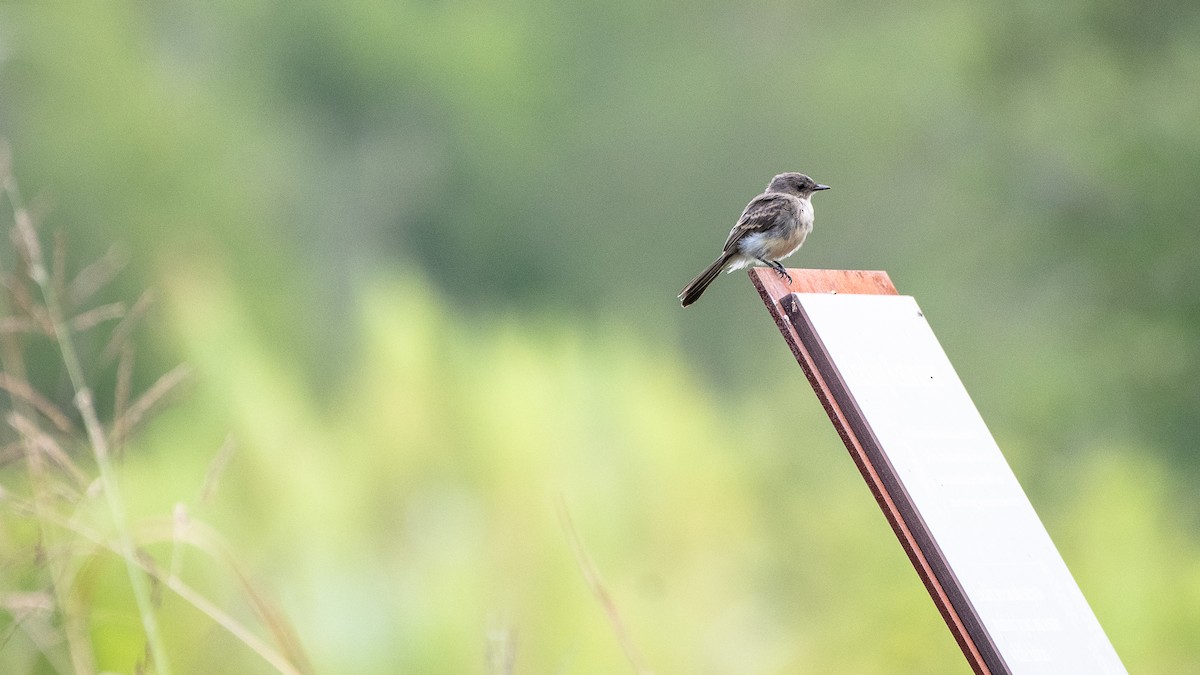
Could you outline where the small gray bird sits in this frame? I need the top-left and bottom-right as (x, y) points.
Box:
(678, 172), (829, 307)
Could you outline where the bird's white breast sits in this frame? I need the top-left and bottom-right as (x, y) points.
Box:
(770, 197), (813, 259)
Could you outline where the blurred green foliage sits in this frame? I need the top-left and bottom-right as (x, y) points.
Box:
(1, 0), (1199, 672)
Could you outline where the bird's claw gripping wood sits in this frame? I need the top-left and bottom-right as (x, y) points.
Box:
(769, 260), (792, 284)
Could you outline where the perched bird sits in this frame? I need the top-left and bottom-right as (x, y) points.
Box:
(678, 172), (829, 307)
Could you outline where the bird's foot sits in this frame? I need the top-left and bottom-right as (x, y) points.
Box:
(770, 261), (792, 284)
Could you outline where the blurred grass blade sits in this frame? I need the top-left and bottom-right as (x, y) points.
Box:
(199, 436), (236, 504)
(102, 289), (155, 361)
(162, 518), (314, 675)
(6, 412), (89, 489)
(68, 244), (130, 308)
(557, 496), (654, 675)
(0, 373), (75, 433)
(110, 364), (192, 446)
(69, 302), (125, 332)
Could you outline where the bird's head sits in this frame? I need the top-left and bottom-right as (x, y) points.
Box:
(767, 172), (830, 198)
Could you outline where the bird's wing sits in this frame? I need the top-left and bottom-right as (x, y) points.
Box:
(722, 194), (797, 252)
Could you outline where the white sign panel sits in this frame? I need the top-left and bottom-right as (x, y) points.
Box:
(793, 293), (1125, 674)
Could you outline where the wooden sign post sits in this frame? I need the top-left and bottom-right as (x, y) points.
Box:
(750, 268), (1125, 675)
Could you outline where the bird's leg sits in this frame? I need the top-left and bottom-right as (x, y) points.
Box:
(763, 259), (792, 284)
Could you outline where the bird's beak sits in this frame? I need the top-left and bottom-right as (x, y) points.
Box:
(814, 184), (831, 191)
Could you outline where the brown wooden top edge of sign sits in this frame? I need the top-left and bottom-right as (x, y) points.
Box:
(747, 267), (898, 297)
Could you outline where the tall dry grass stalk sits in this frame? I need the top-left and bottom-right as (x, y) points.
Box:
(0, 146), (311, 674)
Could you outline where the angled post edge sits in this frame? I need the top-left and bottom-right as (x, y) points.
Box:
(749, 267), (999, 675)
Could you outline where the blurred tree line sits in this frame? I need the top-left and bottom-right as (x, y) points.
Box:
(1, 0), (1198, 671)
(3, 0), (1196, 463)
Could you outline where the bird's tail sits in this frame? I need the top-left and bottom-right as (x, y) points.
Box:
(679, 252), (734, 307)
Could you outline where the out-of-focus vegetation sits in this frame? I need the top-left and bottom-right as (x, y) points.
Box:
(1, 0), (1198, 672)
